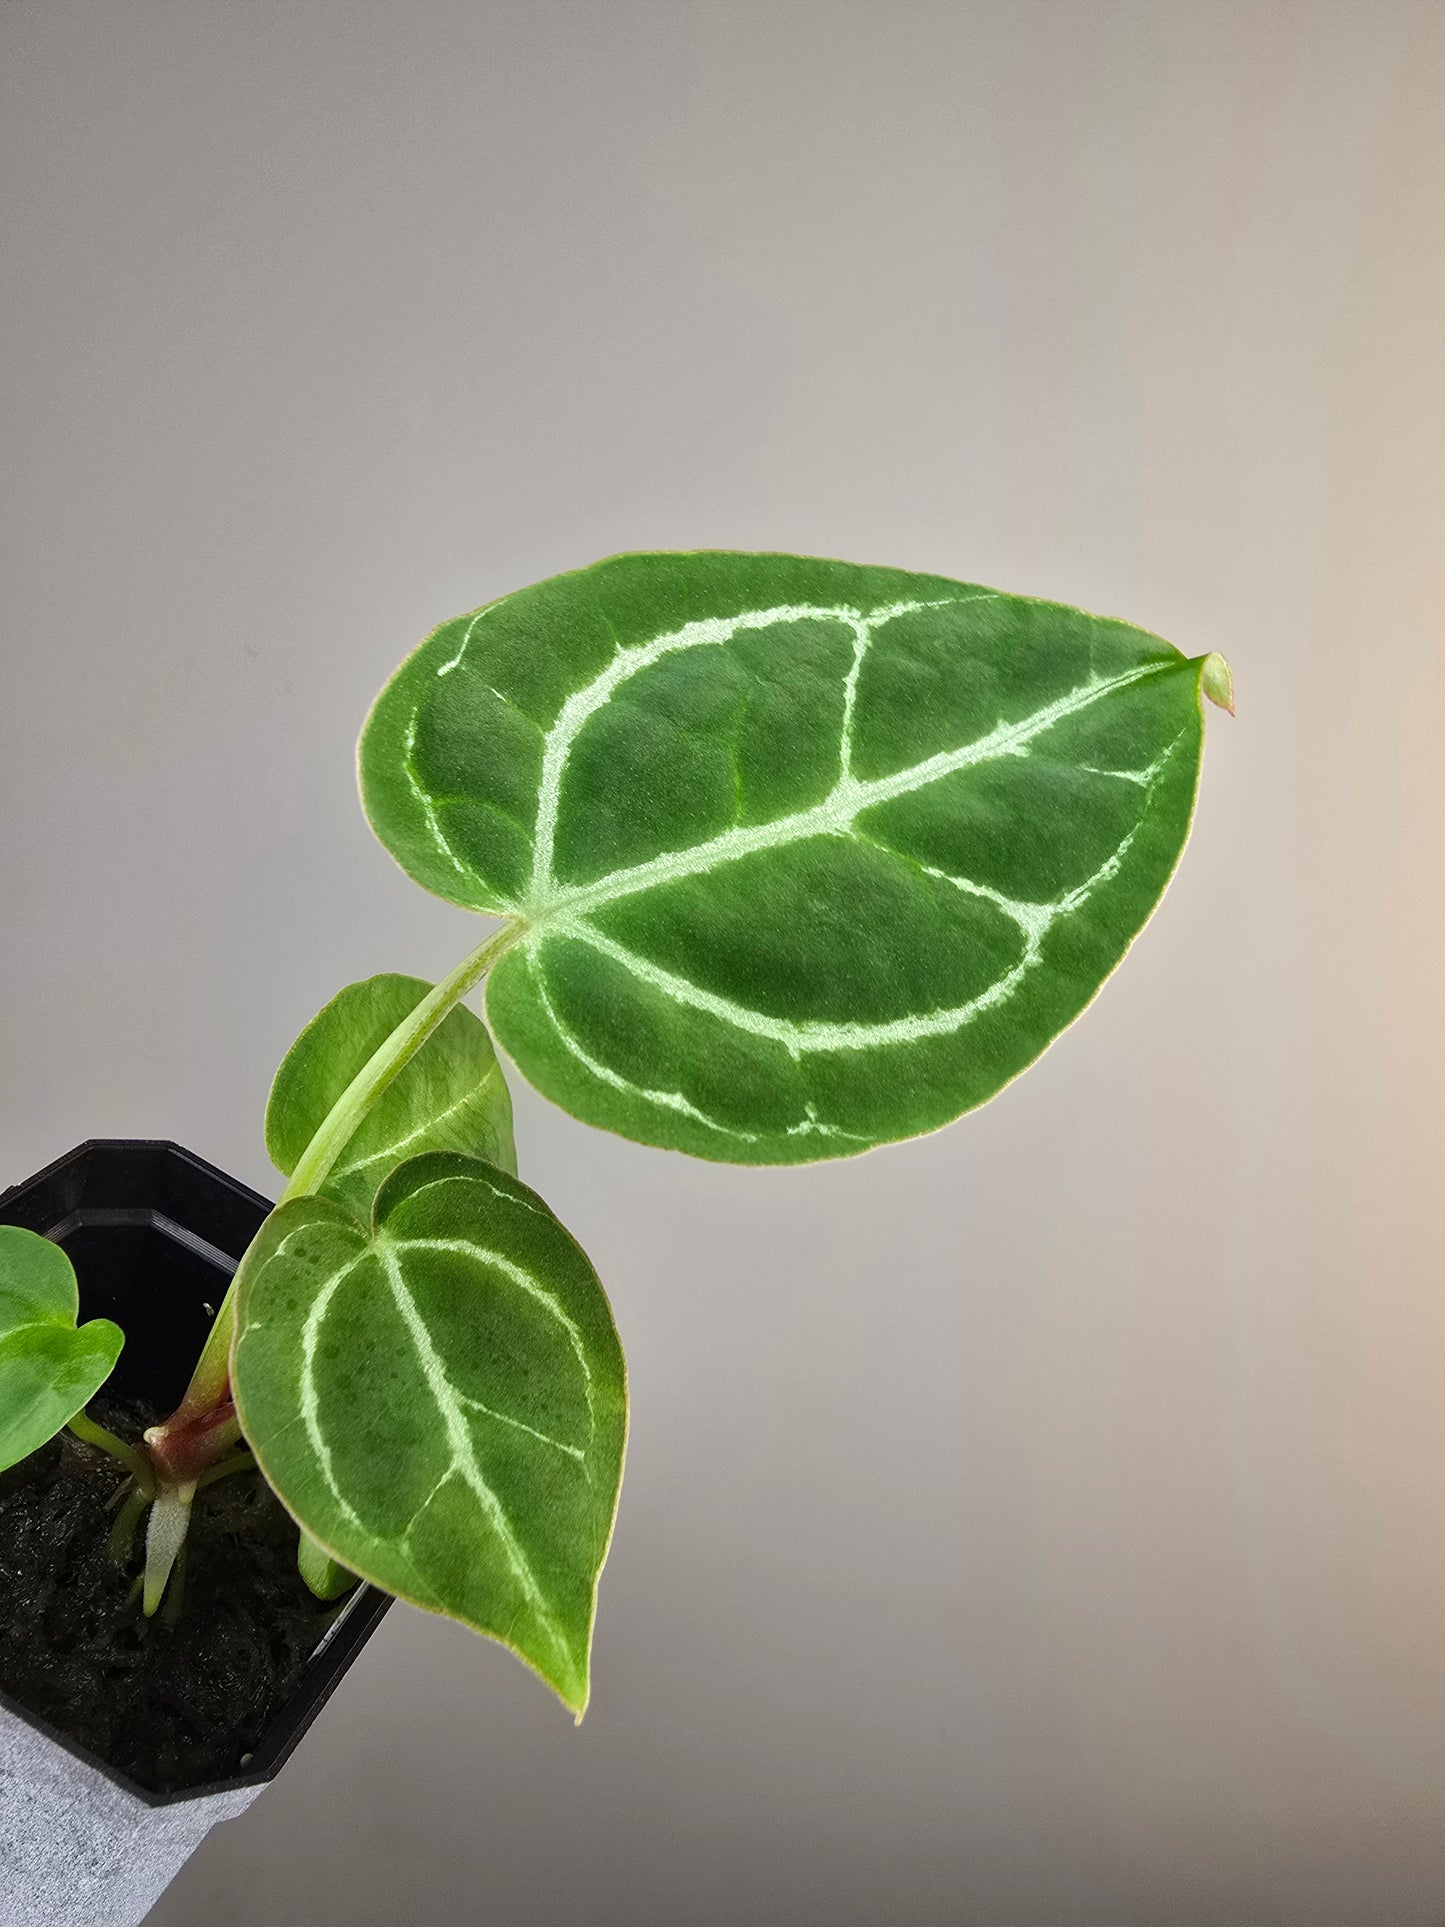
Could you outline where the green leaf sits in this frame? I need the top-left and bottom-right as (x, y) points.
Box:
(360, 551), (1227, 1164)
(231, 1152), (627, 1715)
(0, 1226), (124, 1473)
(267, 974), (515, 1220)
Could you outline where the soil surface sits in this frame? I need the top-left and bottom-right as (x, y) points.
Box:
(0, 1398), (340, 1795)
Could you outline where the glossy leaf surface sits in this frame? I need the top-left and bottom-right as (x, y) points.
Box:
(267, 973), (515, 1220)
(0, 1226), (123, 1472)
(231, 1153), (626, 1713)
(361, 551), (1226, 1163)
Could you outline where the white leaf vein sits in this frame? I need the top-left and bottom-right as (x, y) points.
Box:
(296, 1250), (370, 1535)
(536, 731), (1186, 1075)
(376, 1242), (571, 1664)
(329, 1069), (503, 1181)
(436, 603), (500, 677)
(392, 1236), (593, 1387)
(400, 584), (1192, 1141)
(523, 600), (1171, 924)
(402, 710), (481, 886)
(454, 1390), (586, 1463)
(547, 816), (1140, 1056)
(283, 1212), (600, 1668)
(529, 965), (761, 1142)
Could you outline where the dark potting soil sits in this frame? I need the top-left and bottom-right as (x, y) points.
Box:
(0, 1397), (340, 1795)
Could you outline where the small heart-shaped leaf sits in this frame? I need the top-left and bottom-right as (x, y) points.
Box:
(231, 1153), (626, 1714)
(0, 1226), (124, 1472)
(267, 973), (515, 1221)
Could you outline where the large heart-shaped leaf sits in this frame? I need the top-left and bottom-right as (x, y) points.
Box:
(267, 974), (515, 1220)
(360, 551), (1229, 1164)
(230, 1152), (626, 1714)
(0, 1226), (124, 1472)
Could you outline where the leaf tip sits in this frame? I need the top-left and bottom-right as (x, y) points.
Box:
(551, 1644), (591, 1723)
(1200, 653), (1234, 715)
(553, 1661), (589, 1724)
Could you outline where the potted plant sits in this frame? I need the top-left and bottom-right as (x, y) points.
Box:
(0, 550), (1232, 1925)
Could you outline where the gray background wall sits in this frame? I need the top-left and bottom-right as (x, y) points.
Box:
(3, 4), (1443, 1923)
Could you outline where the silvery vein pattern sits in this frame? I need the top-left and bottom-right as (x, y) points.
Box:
(233, 1154), (626, 1714)
(361, 551), (1220, 1162)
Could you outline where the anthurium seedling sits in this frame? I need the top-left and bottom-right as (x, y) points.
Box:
(2, 551), (1232, 1716)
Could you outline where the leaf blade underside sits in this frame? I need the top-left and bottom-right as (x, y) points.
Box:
(360, 551), (1224, 1163)
(0, 1225), (124, 1472)
(231, 1153), (626, 1714)
(266, 973), (516, 1220)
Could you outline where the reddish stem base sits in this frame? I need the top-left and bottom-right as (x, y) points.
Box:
(144, 1399), (241, 1487)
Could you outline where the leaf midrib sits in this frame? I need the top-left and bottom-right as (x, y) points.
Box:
(374, 1243), (564, 1638)
(522, 656), (1176, 930)
(285, 1217), (586, 1680)
(328, 1067), (504, 1182)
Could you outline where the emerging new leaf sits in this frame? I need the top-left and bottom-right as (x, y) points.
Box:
(267, 974), (516, 1221)
(231, 1152), (626, 1714)
(296, 1528), (357, 1601)
(0, 1226), (123, 1472)
(360, 552), (1228, 1164)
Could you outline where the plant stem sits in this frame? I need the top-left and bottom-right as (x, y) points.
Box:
(145, 1403), (242, 1486)
(282, 922), (519, 1202)
(67, 1411), (155, 1495)
(195, 1448), (255, 1490)
(109, 1485), (151, 1564)
(151, 921), (519, 1460)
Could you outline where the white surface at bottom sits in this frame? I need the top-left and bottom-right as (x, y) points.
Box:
(0, 1703), (260, 1927)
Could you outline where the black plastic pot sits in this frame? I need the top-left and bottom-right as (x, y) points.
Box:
(0, 1141), (392, 1927)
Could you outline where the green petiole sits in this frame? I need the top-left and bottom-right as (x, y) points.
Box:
(109, 1485), (151, 1565)
(195, 1448), (255, 1490)
(67, 1411), (155, 1496)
